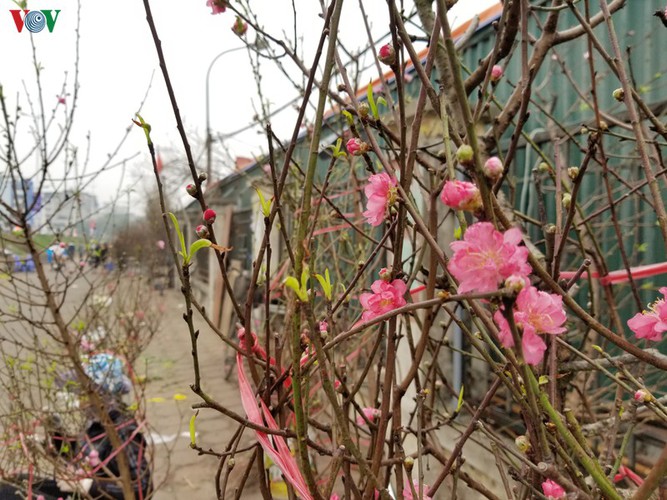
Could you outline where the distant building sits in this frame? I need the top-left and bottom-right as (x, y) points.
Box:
(30, 190), (98, 236)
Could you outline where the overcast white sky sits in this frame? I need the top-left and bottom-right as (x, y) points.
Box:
(0, 0), (498, 211)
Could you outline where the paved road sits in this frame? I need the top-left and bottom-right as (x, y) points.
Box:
(141, 287), (262, 499)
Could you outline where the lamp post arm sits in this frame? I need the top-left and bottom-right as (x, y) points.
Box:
(205, 45), (248, 181)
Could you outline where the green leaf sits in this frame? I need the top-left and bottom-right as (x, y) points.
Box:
(377, 97), (387, 107)
(169, 212), (187, 262)
(187, 239), (212, 264)
(454, 226), (462, 240)
(315, 268), (333, 301)
(189, 411), (198, 447)
(342, 110), (354, 126)
(456, 385), (465, 412)
(301, 266), (309, 297)
(332, 138), (346, 158)
(255, 188), (272, 217)
(367, 82), (379, 119)
(538, 375), (549, 386)
(284, 276), (308, 302)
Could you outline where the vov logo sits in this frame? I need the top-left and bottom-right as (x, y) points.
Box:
(10, 9), (61, 33)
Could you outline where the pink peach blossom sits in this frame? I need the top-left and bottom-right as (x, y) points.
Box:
(493, 286), (567, 365)
(363, 173), (398, 226)
(206, 0), (226, 14)
(627, 287), (667, 341)
(346, 137), (369, 156)
(403, 480), (433, 500)
(440, 180), (481, 211)
(542, 479), (566, 499)
(356, 407), (381, 425)
(448, 222), (531, 293)
(359, 278), (407, 322)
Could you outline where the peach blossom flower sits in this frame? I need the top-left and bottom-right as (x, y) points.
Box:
(448, 222), (531, 293)
(346, 137), (370, 156)
(403, 481), (432, 500)
(356, 407), (381, 425)
(542, 479), (566, 499)
(206, 0), (226, 14)
(627, 287), (667, 341)
(363, 173), (398, 226)
(359, 278), (407, 322)
(440, 180), (481, 211)
(494, 286), (567, 365)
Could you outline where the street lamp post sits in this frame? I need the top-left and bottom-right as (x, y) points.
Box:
(205, 46), (247, 182)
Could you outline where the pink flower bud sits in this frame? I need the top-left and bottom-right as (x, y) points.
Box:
(378, 267), (392, 281)
(483, 156), (503, 180)
(490, 65), (503, 82)
(203, 208), (217, 224)
(196, 224), (209, 239)
(541, 479), (566, 499)
(440, 180), (482, 212)
(334, 379), (342, 391)
(378, 44), (396, 65)
(634, 389), (650, 403)
(88, 449), (100, 467)
(232, 15), (248, 36)
(346, 137), (370, 156)
(186, 184), (197, 197)
(319, 320), (328, 333)
(504, 275), (527, 293)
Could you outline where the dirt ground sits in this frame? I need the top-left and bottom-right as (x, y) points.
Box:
(141, 287), (263, 499)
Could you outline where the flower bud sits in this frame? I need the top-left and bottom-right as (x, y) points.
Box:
(567, 166), (579, 180)
(505, 275), (526, 293)
(358, 102), (370, 119)
(337, 83), (347, 92)
(598, 120), (608, 131)
(537, 162), (551, 173)
(198, 172), (208, 183)
(231, 16), (248, 36)
(515, 435), (531, 453)
(490, 64), (503, 83)
(483, 156), (503, 180)
(456, 144), (474, 165)
(186, 184), (197, 197)
(379, 267), (392, 281)
(334, 379), (343, 391)
(403, 456), (415, 472)
(634, 389), (652, 403)
(346, 137), (370, 156)
(378, 44), (396, 66)
(196, 225), (209, 239)
(562, 193), (572, 210)
(319, 320), (328, 334)
(612, 88), (625, 102)
(203, 208), (217, 224)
